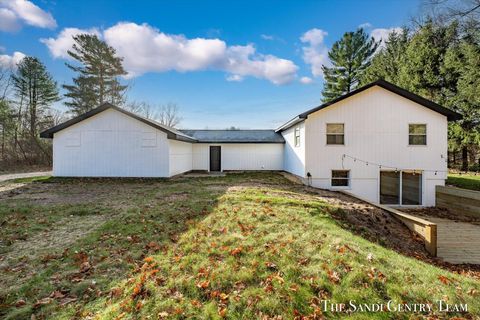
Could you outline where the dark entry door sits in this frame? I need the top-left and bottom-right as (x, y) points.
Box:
(209, 146), (221, 172)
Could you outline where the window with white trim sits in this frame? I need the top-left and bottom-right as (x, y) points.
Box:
(409, 124), (426, 145)
(326, 123), (344, 145)
(331, 170), (350, 187)
(294, 127), (300, 147)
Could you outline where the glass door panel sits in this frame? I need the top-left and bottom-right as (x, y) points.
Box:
(402, 171), (422, 205)
(380, 171), (400, 205)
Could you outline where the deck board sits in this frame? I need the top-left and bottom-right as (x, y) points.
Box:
(426, 217), (480, 264)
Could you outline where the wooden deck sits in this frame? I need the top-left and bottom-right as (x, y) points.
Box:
(426, 217), (480, 264)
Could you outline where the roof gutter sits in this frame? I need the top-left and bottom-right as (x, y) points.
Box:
(275, 116), (306, 133)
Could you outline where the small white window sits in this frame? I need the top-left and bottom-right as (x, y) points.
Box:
(294, 127), (300, 147)
(65, 132), (81, 147)
(331, 170), (350, 187)
(409, 124), (426, 145)
(326, 123), (344, 145)
(141, 132), (157, 147)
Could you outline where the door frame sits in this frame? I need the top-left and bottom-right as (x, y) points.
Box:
(209, 145), (222, 172)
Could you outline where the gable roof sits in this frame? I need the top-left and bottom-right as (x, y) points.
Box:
(180, 130), (285, 143)
(40, 104), (284, 144)
(39, 103), (197, 142)
(276, 79), (462, 132)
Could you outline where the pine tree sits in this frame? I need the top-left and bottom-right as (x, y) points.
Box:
(397, 21), (459, 103)
(11, 57), (59, 136)
(321, 28), (379, 102)
(443, 39), (480, 170)
(360, 28), (409, 85)
(63, 34), (127, 115)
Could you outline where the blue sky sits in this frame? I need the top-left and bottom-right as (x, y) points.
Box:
(0, 0), (421, 129)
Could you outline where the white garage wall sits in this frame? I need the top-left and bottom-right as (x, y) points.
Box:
(281, 122), (305, 178)
(192, 143), (284, 171)
(53, 108), (170, 177)
(304, 86), (448, 206)
(169, 140), (193, 176)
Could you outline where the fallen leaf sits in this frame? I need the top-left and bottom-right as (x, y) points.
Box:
(59, 297), (77, 306)
(146, 241), (161, 251)
(265, 261), (278, 271)
(219, 307), (227, 317)
(49, 290), (65, 299)
(79, 261), (91, 273)
(15, 299), (26, 307)
(33, 297), (53, 308)
(230, 247), (242, 256)
(196, 280), (210, 289)
(327, 270), (340, 284)
(438, 275), (451, 285)
(144, 256), (154, 263)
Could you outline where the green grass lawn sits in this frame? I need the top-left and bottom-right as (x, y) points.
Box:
(447, 173), (480, 191)
(0, 173), (478, 319)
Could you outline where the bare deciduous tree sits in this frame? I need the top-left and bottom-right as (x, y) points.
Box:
(157, 103), (182, 128)
(125, 101), (182, 128)
(422, 0), (480, 30)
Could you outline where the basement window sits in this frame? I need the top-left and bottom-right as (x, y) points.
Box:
(331, 170), (350, 187)
(326, 123), (344, 145)
(294, 127), (301, 147)
(409, 124), (427, 145)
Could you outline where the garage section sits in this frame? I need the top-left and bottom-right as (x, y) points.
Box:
(51, 109), (171, 177)
(41, 104), (285, 177)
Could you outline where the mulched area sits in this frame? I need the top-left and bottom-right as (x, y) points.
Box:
(402, 207), (480, 226)
(302, 187), (480, 279)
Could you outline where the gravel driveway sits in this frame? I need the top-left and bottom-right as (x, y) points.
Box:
(0, 171), (52, 182)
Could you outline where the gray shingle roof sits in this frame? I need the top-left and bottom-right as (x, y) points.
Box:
(179, 130), (285, 143)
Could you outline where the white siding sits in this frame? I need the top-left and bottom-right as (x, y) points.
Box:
(281, 122), (306, 177)
(304, 86), (447, 206)
(192, 143), (284, 171)
(53, 109), (170, 177)
(169, 140), (193, 176)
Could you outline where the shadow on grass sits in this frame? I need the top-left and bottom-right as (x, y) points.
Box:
(1, 172), (478, 319)
(0, 174), (234, 320)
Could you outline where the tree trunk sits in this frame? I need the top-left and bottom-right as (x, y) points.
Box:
(462, 146), (468, 171)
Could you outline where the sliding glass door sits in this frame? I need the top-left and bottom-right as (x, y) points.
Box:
(380, 171), (422, 205)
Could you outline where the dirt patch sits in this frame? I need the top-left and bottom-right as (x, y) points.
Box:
(227, 184), (429, 260)
(0, 213), (108, 267)
(0, 183), (27, 194)
(402, 207), (480, 226)
(303, 187), (428, 256)
(0, 213), (109, 293)
(160, 191), (190, 201)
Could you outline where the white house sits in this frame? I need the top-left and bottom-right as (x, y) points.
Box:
(40, 80), (461, 206)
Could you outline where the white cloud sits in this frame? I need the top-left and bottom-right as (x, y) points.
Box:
(226, 74), (243, 82)
(261, 34), (274, 40)
(40, 27), (101, 59)
(0, 0), (56, 31)
(0, 51), (26, 69)
(300, 28), (329, 78)
(358, 22), (372, 29)
(370, 27), (402, 47)
(299, 76), (313, 84)
(0, 8), (21, 32)
(221, 43), (297, 85)
(44, 22), (298, 84)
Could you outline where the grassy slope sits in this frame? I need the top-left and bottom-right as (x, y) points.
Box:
(0, 173), (479, 319)
(447, 173), (480, 191)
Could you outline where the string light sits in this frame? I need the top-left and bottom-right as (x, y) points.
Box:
(342, 154), (449, 174)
